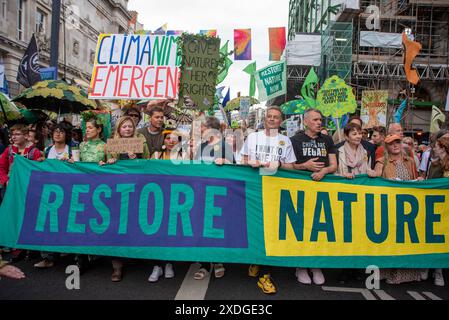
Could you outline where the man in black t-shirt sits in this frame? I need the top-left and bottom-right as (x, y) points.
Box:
(290, 108), (337, 286)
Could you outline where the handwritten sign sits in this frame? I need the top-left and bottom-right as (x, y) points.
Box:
(106, 137), (144, 154)
(89, 34), (180, 100)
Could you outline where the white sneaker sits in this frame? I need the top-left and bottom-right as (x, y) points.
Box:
(311, 268), (325, 285)
(434, 269), (445, 287)
(165, 263), (174, 279)
(295, 268), (312, 285)
(148, 266), (163, 282)
(420, 269), (429, 280)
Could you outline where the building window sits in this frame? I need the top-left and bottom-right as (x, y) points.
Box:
(17, 0), (25, 41)
(35, 9), (46, 35)
(1, 1), (6, 20)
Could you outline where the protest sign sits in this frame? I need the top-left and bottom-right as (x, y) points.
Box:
(255, 61), (286, 102)
(316, 75), (357, 118)
(89, 34), (180, 100)
(106, 137), (144, 154)
(178, 34), (221, 111)
(2, 157), (449, 268)
(361, 90), (388, 128)
(239, 97), (250, 120)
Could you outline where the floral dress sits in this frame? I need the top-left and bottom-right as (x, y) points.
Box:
(79, 139), (106, 163)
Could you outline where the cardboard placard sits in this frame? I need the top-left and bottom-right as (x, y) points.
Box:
(106, 137), (144, 154)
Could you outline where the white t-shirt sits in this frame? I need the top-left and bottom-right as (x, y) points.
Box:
(241, 131), (297, 164)
(46, 145), (70, 160)
(419, 149), (431, 172)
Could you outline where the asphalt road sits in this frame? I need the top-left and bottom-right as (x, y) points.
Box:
(1, 253), (448, 301)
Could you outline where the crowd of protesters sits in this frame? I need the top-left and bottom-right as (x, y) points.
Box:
(0, 101), (447, 292)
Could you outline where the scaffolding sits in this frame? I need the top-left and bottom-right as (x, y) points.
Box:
(321, 22), (353, 82)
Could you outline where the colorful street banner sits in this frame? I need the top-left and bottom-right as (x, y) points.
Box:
(178, 34), (221, 110)
(234, 29), (252, 60)
(316, 75), (357, 118)
(2, 157), (449, 268)
(360, 90), (388, 129)
(166, 30), (183, 36)
(200, 30), (217, 37)
(268, 27), (286, 61)
(255, 61), (286, 102)
(89, 34), (180, 100)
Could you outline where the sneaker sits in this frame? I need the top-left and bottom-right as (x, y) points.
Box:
(420, 269), (429, 281)
(257, 274), (277, 294)
(248, 264), (260, 278)
(148, 266), (163, 282)
(434, 269), (445, 287)
(311, 268), (325, 285)
(34, 259), (54, 269)
(296, 268), (312, 285)
(165, 263), (174, 279)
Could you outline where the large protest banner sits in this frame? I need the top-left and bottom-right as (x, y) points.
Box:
(1, 157), (449, 268)
(178, 34), (221, 110)
(89, 34), (180, 100)
(361, 90), (388, 128)
(255, 61), (287, 102)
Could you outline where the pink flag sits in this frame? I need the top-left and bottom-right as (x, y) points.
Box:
(234, 29), (252, 60)
(269, 27), (286, 61)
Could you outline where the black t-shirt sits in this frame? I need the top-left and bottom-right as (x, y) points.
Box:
(195, 139), (235, 164)
(290, 132), (336, 167)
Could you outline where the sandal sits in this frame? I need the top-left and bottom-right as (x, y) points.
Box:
(111, 268), (123, 282)
(194, 268), (209, 280)
(214, 264), (225, 278)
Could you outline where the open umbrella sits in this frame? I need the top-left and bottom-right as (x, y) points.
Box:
(0, 92), (23, 123)
(224, 96), (259, 111)
(280, 99), (309, 115)
(13, 80), (97, 114)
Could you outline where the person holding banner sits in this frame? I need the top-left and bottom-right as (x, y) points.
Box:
(147, 128), (188, 283)
(290, 108), (337, 285)
(374, 134), (423, 284)
(192, 117), (234, 281)
(241, 106), (297, 294)
(34, 123), (75, 269)
(0, 259), (25, 280)
(336, 123), (377, 179)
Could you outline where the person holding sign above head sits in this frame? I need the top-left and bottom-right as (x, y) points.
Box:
(138, 100), (172, 158)
(241, 106), (297, 294)
(290, 108), (338, 285)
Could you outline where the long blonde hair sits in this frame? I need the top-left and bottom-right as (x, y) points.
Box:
(114, 116), (136, 139)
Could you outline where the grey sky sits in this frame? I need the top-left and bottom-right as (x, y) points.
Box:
(128, 0), (289, 100)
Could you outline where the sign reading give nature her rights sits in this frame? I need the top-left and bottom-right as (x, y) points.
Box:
(89, 34), (180, 100)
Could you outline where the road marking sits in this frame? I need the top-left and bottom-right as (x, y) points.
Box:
(422, 292), (443, 300)
(374, 290), (396, 300)
(322, 286), (377, 300)
(407, 291), (426, 300)
(175, 263), (211, 300)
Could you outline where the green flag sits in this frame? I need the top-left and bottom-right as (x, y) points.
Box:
(217, 41), (233, 85)
(243, 61), (257, 97)
(301, 68), (318, 108)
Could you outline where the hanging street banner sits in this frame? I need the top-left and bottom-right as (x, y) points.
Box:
(2, 157), (449, 268)
(178, 34), (221, 111)
(316, 75), (357, 118)
(255, 61), (286, 102)
(89, 34), (180, 100)
(360, 90), (388, 129)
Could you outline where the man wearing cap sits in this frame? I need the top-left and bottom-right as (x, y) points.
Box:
(374, 133), (419, 180)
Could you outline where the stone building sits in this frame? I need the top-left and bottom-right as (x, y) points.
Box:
(0, 0), (142, 96)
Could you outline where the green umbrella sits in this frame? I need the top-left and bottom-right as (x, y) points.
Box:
(224, 96), (259, 111)
(18, 109), (50, 124)
(13, 80), (97, 114)
(0, 92), (23, 123)
(280, 99), (309, 115)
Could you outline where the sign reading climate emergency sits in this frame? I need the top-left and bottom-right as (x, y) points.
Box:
(89, 34), (180, 100)
(1, 157), (449, 268)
